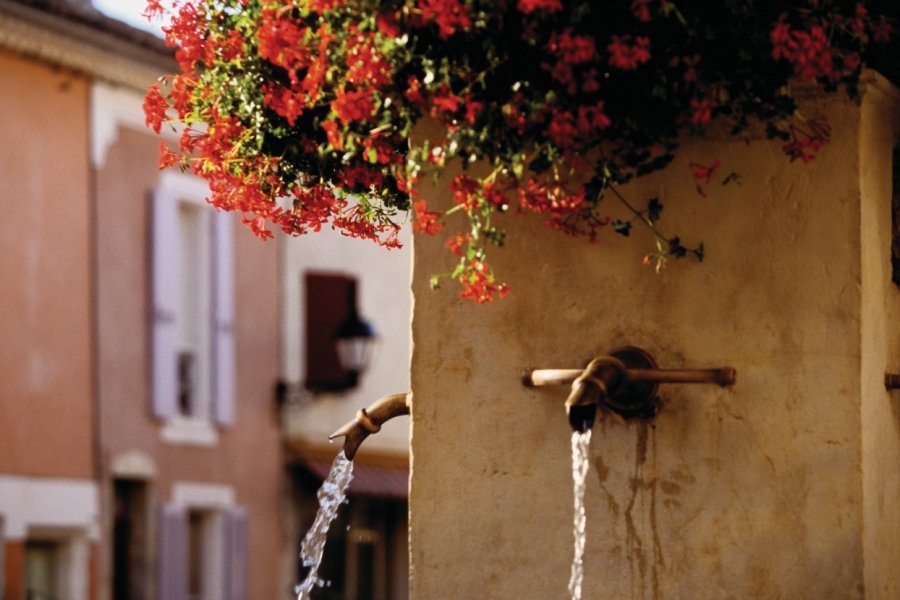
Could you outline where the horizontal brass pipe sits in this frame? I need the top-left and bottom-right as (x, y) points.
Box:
(525, 367), (735, 388)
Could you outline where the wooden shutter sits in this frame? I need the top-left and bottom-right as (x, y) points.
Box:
(151, 190), (180, 419)
(211, 210), (236, 426)
(304, 273), (356, 391)
(157, 504), (187, 600)
(223, 506), (248, 600)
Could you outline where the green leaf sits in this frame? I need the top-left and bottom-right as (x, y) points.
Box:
(668, 237), (687, 258)
(612, 220), (632, 237)
(646, 198), (663, 222)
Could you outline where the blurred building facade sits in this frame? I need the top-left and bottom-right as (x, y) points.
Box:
(0, 1), (283, 598)
(278, 228), (412, 600)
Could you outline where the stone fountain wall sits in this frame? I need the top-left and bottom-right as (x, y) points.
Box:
(409, 75), (900, 598)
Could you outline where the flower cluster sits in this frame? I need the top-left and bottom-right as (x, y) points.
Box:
(144, 0), (895, 303)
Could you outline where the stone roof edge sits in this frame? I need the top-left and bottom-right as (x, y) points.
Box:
(0, 0), (175, 92)
(860, 69), (900, 108)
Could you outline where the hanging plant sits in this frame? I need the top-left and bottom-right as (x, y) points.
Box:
(144, 0), (896, 302)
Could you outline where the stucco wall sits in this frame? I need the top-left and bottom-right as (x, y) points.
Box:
(410, 82), (898, 598)
(0, 48), (93, 478)
(859, 81), (900, 597)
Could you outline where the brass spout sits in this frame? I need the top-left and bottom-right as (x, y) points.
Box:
(564, 356), (626, 433)
(329, 392), (411, 460)
(525, 346), (736, 425)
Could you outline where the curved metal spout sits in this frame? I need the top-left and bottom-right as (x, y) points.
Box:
(527, 346), (737, 428)
(329, 392), (411, 460)
(564, 357), (626, 432)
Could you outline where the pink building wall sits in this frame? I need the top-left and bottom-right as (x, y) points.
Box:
(0, 48), (94, 479)
(95, 125), (283, 599)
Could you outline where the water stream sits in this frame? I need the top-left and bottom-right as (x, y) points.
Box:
(568, 429), (592, 600)
(295, 450), (355, 600)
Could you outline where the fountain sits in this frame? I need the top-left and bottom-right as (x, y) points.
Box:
(294, 393), (411, 598)
(526, 347), (736, 598)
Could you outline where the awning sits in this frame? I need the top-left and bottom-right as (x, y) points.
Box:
(287, 441), (409, 500)
(300, 458), (409, 500)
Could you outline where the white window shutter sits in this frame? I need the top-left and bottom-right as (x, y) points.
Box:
(211, 210), (236, 426)
(157, 504), (187, 600)
(223, 506), (249, 600)
(151, 189), (180, 420)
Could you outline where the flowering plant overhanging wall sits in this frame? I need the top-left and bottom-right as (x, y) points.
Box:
(144, 0), (895, 302)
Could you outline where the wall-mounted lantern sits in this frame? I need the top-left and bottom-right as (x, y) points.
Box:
(335, 306), (376, 387)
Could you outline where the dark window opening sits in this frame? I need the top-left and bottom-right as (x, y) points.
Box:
(177, 351), (195, 416)
(295, 488), (407, 600)
(187, 510), (207, 600)
(24, 540), (60, 600)
(304, 273), (358, 392)
(113, 479), (148, 600)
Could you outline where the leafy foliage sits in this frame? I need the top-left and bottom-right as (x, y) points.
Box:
(144, 0), (895, 301)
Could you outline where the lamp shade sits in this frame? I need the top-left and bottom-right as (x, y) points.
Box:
(335, 315), (376, 375)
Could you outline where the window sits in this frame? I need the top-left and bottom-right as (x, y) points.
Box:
(113, 479), (149, 600)
(151, 173), (235, 444)
(175, 200), (212, 421)
(296, 496), (408, 600)
(304, 273), (358, 392)
(0, 516), (5, 599)
(157, 484), (247, 600)
(22, 531), (89, 600)
(25, 539), (60, 600)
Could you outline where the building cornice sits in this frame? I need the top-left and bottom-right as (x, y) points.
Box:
(0, 0), (175, 92)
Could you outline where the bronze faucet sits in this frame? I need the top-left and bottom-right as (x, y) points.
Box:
(329, 392), (411, 460)
(524, 347), (736, 431)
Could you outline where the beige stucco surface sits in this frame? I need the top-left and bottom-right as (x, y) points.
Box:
(860, 83), (900, 598)
(410, 80), (900, 598)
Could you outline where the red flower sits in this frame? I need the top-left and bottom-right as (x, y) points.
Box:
(451, 175), (481, 209)
(458, 260), (509, 304)
(690, 97), (714, 127)
(690, 158), (721, 197)
(631, 0), (652, 22)
(262, 82), (305, 126)
(547, 110), (579, 148)
(576, 101), (611, 132)
(517, 0), (562, 14)
(377, 11), (401, 38)
(143, 84), (168, 134)
(770, 17), (845, 82)
(163, 3), (208, 71)
(331, 87), (375, 124)
(168, 75), (196, 119)
(781, 118), (831, 163)
(345, 29), (393, 89)
(322, 119), (343, 150)
(142, 0), (165, 21)
(257, 10), (309, 83)
(464, 95), (483, 125)
(158, 142), (179, 169)
(607, 35), (651, 70)
(405, 76), (426, 107)
(308, 0), (343, 14)
(545, 30), (598, 94)
(418, 0), (471, 39)
(363, 135), (401, 165)
(431, 85), (462, 115)
(445, 233), (472, 256)
(412, 200), (444, 234)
